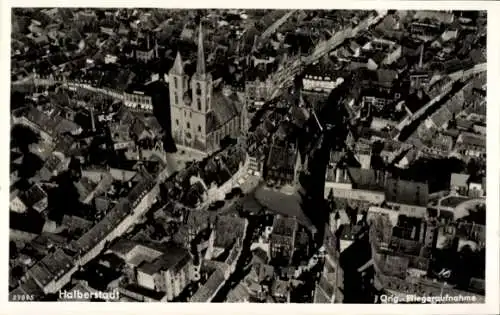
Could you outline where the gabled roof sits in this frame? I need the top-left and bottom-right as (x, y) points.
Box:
(376, 14), (399, 32)
(214, 215), (246, 248)
(108, 239), (139, 257)
(256, 263), (275, 283)
(61, 215), (93, 231)
(22, 184), (48, 207)
(272, 215), (298, 237)
(376, 69), (398, 86)
(385, 178), (429, 207)
(266, 140), (299, 172)
(207, 91), (241, 133)
(40, 249), (73, 280)
(42, 154), (64, 173)
(138, 246), (191, 275)
(184, 208), (216, 231)
(24, 107), (59, 137)
(75, 177), (97, 199)
(115, 106), (136, 125)
(131, 119), (150, 139)
(346, 167), (386, 191)
(413, 11), (454, 24)
(190, 265), (225, 302)
(27, 263), (53, 288)
(252, 247), (269, 264)
(459, 133), (486, 148)
(227, 282), (251, 302)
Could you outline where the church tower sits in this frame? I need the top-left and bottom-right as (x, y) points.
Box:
(191, 23), (212, 113)
(168, 22), (212, 151)
(189, 22), (212, 150)
(168, 50), (189, 146)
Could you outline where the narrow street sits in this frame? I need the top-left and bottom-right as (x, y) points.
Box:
(398, 79), (468, 142)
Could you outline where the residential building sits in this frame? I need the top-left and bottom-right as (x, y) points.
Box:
(245, 76), (273, 109)
(410, 20), (443, 42)
(25, 249), (76, 295)
(134, 38), (157, 63)
(10, 190), (27, 213)
(265, 139), (302, 186)
(21, 184), (49, 213)
(369, 211), (484, 302)
(362, 38), (402, 66)
(455, 132), (486, 158)
(361, 88), (399, 111)
(123, 85), (154, 112)
(270, 215), (298, 266)
(136, 245), (194, 301)
(190, 262), (227, 302)
(384, 178), (429, 217)
(302, 60), (345, 95)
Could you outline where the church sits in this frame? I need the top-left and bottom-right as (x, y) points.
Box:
(168, 23), (245, 154)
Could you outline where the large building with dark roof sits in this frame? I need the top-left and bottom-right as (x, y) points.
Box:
(265, 138), (302, 186)
(384, 178), (429, 208)
(270, 215), (298, 266)
(168, 23), (244, 154)
(135, 244), (194, 301)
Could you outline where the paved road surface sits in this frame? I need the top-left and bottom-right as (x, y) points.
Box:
(260, 10), (298, 40)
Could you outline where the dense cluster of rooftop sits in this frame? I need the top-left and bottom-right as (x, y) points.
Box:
(10, 8), (487, 304)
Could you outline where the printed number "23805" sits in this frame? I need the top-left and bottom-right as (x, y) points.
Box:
(11, 294), (35, 301)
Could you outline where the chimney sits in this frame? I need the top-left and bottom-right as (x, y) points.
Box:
(90, 107), (96, 132)
(418, 44), (424, 69)
(155, 38), (159, 58)
(419, 221), (426, 243)
(335, 168), (341, 183)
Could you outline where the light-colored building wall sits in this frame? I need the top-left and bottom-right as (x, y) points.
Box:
(206, 154), (250, 203)
(137, 270), (156, 291)
(10, 197), (27, 213)
(10, 229), (38, 243)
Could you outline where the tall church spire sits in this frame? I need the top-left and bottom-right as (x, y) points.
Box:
(172, 51), (184, 74)
(196, 22), (206, 75)
(418, 44), (424, 69)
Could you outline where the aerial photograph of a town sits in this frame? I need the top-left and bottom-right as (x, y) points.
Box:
(9, 8), (487, 303)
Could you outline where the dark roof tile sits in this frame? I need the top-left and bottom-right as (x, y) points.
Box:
(385, 178), (429, 207)
(214, 215), (246, 248)
(22, 184), (48, 207)
(138, 246), (191, 275)
(207, 91), (241, 133)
